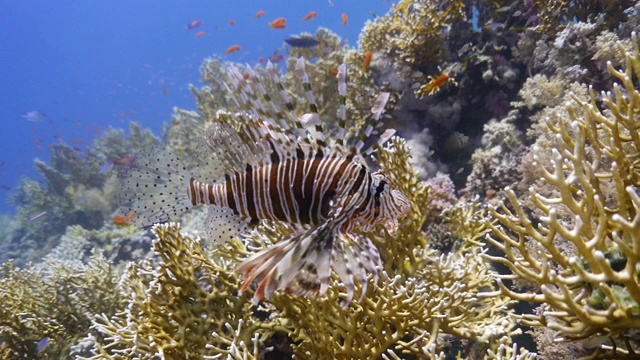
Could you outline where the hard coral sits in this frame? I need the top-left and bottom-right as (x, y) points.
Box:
(358, 0), (468, 102)
(0, 249), (121, 359)
(243, 137), (527, 359)
(485, 35), (640, 358)
(360, 0), (466, 73)
(83, 223), (265, 359)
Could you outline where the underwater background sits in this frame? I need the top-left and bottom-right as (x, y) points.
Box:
(0, 0), (389, 214)
(2, 0), (640, 359)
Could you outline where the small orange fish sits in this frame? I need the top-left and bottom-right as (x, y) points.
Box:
(229, 19), (236, 26)
(243, 72), (250, 79)
(303, 11), (317, 21)
(341, 13), (348, 26)
(172, 119), (181, 126)
(258, 56), (264, 63)
(163, 87), (168, 96)
(329, 68), (349, 81)
(255, 10), (265, 18)
(270, 17), (286, 29)
(114, 212), (136, 227)
(225, 44), (241, 54)
(362, 51), (372, 72)
(423, 73), (455, 95)
(113, 155), (133, 166)
(195, 31), (206, 37)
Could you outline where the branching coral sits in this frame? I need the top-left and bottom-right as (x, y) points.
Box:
(485, 36), (640, 358)
(213, 137), (527, 359)
(267, 252), (523, 360)
(359, 0), (466, 73)
(0, 249), (121, 359)
(358, 0), (468, 102)
(82, 223), (267, 359)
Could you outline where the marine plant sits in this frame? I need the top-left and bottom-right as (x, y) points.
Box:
(485, 34), (640, 358)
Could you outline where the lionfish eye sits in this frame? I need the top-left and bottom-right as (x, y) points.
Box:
(374, 181), (387, 197)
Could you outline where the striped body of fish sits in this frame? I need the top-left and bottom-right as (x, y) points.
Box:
(119, 58), (410, 303)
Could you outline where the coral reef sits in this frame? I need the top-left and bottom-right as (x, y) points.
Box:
(6, 1), (640, 359)
(0, 225), (122, 359)
(4, 122), (159, 266)
(72, 136), (527, 359)
(79, 223), (266, 359)
(485, 35), (640, 357)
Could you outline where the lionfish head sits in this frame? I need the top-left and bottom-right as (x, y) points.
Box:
(371, 171), (411, 236)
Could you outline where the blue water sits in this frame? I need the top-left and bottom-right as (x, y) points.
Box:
(0, 0), (395, 215)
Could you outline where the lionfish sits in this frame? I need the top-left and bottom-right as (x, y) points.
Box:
(119, 57), (410, 303)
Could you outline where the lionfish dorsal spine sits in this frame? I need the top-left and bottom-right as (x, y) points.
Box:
(294, 57), (327, 149)
(350, 91), (393, 157)
(263, 59), (318, 152)
(334, 63), (348, 151)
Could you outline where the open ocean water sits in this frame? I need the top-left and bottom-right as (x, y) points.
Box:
(0, 0), (394, 215)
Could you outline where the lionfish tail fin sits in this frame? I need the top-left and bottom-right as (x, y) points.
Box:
(236, 222), (334, 304)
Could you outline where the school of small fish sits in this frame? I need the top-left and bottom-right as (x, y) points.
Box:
(180, 6), (361, 60)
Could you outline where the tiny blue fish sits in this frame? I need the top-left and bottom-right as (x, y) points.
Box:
(99, 162), (114, 174)
(22, 110), (47, 122)
(36, 337), (49, 355)
(28, 211), (47, 222)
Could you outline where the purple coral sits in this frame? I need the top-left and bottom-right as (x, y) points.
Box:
(424, 172), (458, 214)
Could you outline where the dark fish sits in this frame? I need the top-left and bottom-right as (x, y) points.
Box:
(284, 37), (319, 48)
(268, 49), (284, 63)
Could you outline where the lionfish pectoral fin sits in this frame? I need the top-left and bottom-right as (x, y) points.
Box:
(118, 146), (193, 228)
(204, 206), (249, 244)
(332, 232), (382, 304)
(235, 221), (335, 304)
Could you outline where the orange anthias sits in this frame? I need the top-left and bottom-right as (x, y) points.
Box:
(269, 17), (286, 29)
(225, 45), (241, 54)
(114, 212), (136, 227)
(362, 50), (372, 72)
(113, 155), (134, 166)
(341, 13), (348, 26)
(423, 73), (455, 95)
(303, 11), (317, 21)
